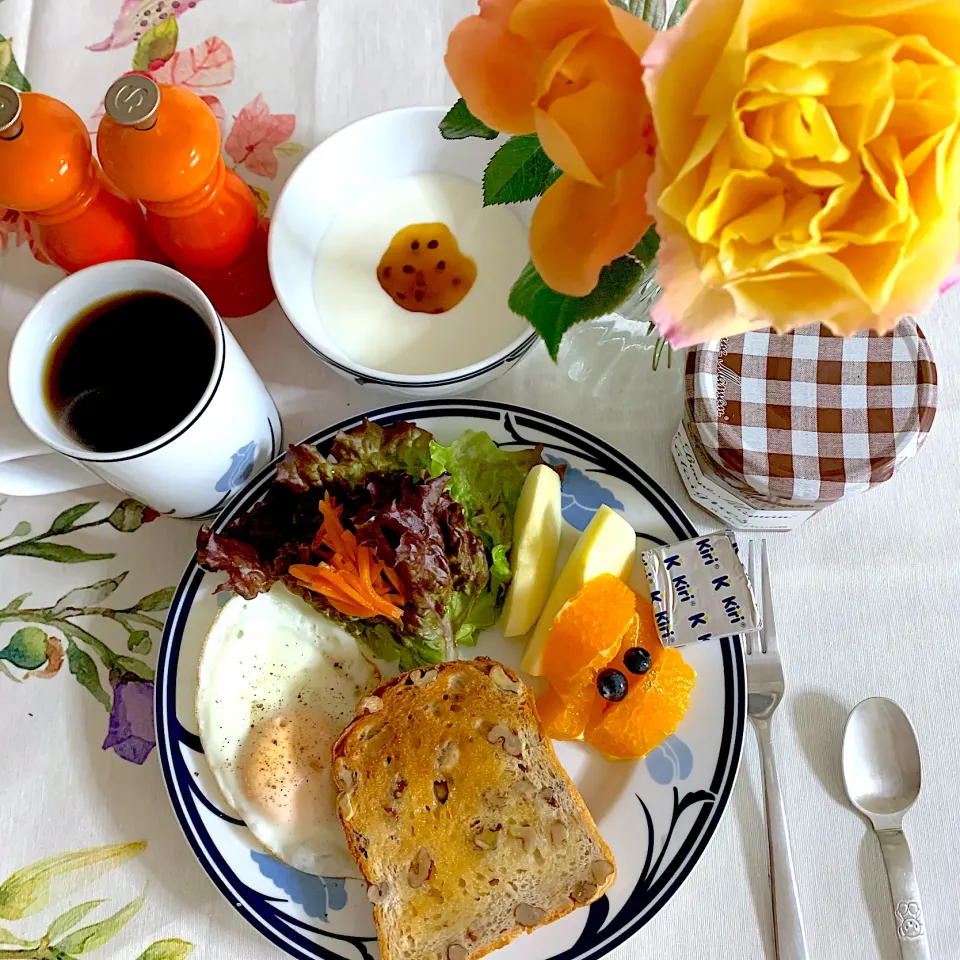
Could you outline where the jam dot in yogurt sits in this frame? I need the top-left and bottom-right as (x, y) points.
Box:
(377, 223), (476, 314)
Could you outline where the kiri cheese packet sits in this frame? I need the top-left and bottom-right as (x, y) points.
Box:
(641, 533), (760, 648)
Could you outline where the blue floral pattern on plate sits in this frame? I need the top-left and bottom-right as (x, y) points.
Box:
(546, 455), (626, 531)
(645, 735), (694, 785)
(216, 442), (258, 493)
(250, 851), (348, 922)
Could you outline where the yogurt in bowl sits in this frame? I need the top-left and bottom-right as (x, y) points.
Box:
(269, 107), (538, 397)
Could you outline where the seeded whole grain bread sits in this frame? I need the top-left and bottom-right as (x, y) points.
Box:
(332, 657), (616, 960)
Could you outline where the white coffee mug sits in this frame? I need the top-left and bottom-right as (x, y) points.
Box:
(4, 261), (282, 518)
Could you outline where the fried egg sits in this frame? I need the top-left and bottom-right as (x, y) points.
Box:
(197, 583), (379, 877)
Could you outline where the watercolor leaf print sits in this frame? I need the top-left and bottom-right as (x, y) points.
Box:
(0, 845), (195, 960)
(149, 36), (235, 90)
(0, 843), (145, 922)
(88, 0), (204, 53)
(225, 95), (297, 179)
(135, 941), (195, 960)
(0, 34), (31, 92)
(131, 17), (178, 72)
(0, 500), (172, 764)
(249, 185), (270, 217)
(53, 894), (145, 954)
(44, 901), (107, 943)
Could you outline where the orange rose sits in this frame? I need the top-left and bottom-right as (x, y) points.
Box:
(445, 0), (657, 296)
(643, 0), (960, 347)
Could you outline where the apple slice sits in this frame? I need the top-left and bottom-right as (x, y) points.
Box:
(521, 504), (636, 676)
(501, 464), (562, 637)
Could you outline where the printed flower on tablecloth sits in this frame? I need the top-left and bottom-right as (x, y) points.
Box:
(0, 499), (171, 766)
(250, 852), (348, 921)
(87, 0), (206, 52)
(102, 675), (156, 764)
(0, 206), (28, 254)
(0, 843), (195, 958)
(225, 94), (302, 179)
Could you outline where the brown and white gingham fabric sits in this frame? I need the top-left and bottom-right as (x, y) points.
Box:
(684, 320), (938, 507)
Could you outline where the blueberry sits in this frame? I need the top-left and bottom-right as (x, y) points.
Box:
(596, 668), (628, 702)
(624, 647), (652, 675)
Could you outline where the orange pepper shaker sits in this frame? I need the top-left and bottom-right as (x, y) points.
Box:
(96, 75), (275, 318)
(0, 83), (161, 273)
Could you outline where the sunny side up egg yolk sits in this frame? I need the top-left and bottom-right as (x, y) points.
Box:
(239, 711), (335, 825)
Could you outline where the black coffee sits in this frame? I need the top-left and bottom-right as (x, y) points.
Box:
(45, 291), (216, 453)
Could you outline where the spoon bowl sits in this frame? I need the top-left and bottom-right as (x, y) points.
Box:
(842, 696), (921, 826)
(841, 697), (929, 959)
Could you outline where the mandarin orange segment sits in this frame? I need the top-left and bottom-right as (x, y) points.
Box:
(540, 573), (638, 695)
(537, 684), (593, 741)
(585, 643), (695, 761)
(377, 222), (477, 313)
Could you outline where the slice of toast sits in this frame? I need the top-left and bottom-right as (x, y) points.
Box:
(332, 657), (616, 960)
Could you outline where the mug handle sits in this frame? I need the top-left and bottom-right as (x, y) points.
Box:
(0, 439), (100, 497)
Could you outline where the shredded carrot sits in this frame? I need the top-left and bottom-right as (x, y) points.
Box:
(291, 494), (405, 621)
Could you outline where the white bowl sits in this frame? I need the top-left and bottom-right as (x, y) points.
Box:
(268, 106), (538, 398)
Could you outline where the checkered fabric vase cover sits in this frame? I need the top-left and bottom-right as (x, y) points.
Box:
(684, 320), (938, 507)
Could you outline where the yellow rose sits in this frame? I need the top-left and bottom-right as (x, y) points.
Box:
(642, 0), (960, 347)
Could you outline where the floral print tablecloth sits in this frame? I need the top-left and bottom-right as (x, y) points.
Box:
(3, 2), (960, 960)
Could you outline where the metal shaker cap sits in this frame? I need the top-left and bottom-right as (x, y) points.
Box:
(0, 83), (23, 137)
(104, 75), (160, 128)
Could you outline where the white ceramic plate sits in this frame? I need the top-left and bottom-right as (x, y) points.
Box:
(156, 399), (745, 960)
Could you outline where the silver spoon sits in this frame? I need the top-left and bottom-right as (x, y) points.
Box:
(842, 697), (930, 959)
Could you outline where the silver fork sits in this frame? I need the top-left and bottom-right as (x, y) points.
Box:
(745, 539), (809, 960)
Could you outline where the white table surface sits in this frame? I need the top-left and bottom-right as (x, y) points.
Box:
(1, 1), (958, 958)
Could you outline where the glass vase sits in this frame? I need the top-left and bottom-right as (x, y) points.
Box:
(556, 260), (685, 403)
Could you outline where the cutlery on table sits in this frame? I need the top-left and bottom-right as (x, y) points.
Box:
(745, 539), (809, 960)
(842, 697), (930, 960)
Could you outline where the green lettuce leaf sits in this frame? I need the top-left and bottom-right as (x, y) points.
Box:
(429, 430), (544, 566)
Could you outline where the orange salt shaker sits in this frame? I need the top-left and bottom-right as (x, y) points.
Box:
(0, 83), (160, 273)
(96, 75), (275, 318)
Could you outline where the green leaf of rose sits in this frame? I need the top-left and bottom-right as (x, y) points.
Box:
(0, 628), (48, 670)
(273, 141), (305, 157)
(482, 134), (559, 206)
(508, 257), (643, 360)
(52, 574), (128, 615)
(667, 0), (691, 27)
(0, 35), (31, 92)
(631, 0), (666, 29)
(107, 500), (151, 533)
(127, 631), (152, 655)
(66, 643), (111, 711)
(135, 939), (196, 960)
(46, 900), (107, 942)
(439, 98), (498, 140)
(131, 17), (178, 73)
(4, 542), (115, 563)
(53, 895), (144, 954)
(0, 843), (145, 921)
(49, 503), (99, 535)
(132, 586), (175, 612)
